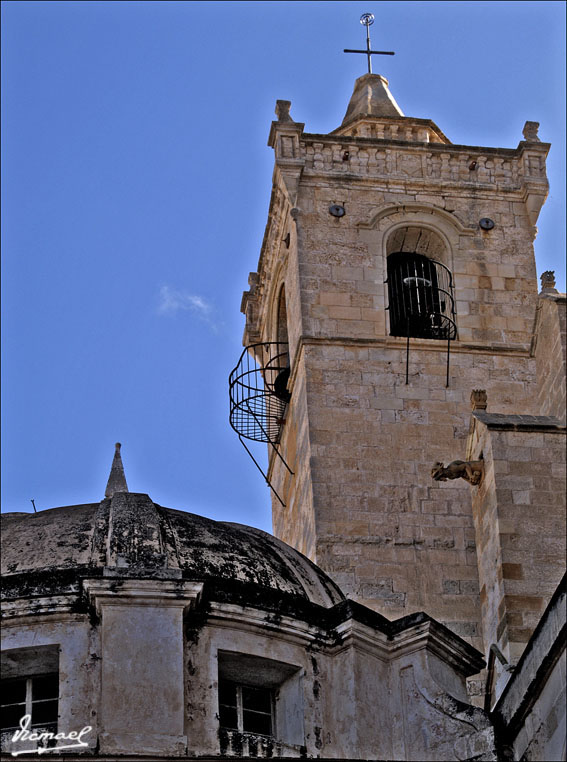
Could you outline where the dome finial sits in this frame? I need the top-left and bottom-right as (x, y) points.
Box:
(105, 442), (129, 498)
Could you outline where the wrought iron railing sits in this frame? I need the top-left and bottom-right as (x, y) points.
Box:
(386, 254), (457, 386)
(229, 343), (293, 506)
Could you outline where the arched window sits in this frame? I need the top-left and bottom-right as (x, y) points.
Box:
(386, 252), (456, 341)
(272, 286), (290, 402)
(276, 285), (289, 346)
(385, 226), (457, 385)
(385, 226), (456, 341)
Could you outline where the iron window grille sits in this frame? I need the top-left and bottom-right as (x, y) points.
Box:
(386, 252), (457, 386)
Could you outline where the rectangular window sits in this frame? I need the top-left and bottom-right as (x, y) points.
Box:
(219, 680), (273, 737)
(217, 650), (305, 756)
(1, 648), (60, 753)
(1, 674), (59, 734)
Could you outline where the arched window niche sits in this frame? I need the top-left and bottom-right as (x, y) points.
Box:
(385, 226), (457, 342)
(275, 284), (289, 348)
(384, 225), (457, 386)
(228, 281), (294, 508)
(267, 284), (291, 403)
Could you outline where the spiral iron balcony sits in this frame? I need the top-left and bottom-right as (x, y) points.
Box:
(229, 342), (293, 506)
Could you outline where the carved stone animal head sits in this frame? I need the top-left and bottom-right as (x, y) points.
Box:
(431, 462), (447, 481)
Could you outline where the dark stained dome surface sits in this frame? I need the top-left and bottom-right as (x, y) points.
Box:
(1, 495), (344, 609)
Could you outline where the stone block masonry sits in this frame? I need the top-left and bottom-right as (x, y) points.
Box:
(242, 87), (557, 666)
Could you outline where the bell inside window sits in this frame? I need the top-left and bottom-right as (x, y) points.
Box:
(386, 252), (456, 341)
(385, 226), (457, 386)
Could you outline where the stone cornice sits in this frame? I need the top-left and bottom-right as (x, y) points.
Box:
(205, 598), (485, 678)
(205, 601), (325, 648)
(301, 132), (550, 158)
(470, 411), (565, 433)
(1, 596), (82, 621)
(332, 616), (485, 676)
(83, 578), (203, 613)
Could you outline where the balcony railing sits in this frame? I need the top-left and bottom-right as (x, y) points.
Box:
(219, 729), (304, 758)
(386, 255), (457, 386)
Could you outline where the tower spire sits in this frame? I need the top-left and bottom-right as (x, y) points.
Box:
(105, 442), (129, 498)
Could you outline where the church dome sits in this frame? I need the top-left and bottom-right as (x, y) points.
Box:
(1, 495), (344, 610)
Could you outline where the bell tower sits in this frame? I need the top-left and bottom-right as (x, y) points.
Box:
(233, 63), (553, 654)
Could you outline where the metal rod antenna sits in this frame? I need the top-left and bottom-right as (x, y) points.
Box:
(366, 21), (372, 73)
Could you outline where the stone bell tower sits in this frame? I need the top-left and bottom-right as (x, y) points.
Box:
(235, 70), (560, 656)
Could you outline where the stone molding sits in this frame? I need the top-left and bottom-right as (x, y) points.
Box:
(359, 201), (476, 235)
(207, 598), (485, 678)
(83, 578), (203, 614)
(333, 616), (485, 677)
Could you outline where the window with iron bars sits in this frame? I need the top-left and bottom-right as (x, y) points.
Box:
(386, 251), (456, 341)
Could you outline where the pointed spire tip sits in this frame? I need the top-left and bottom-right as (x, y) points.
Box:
(105, 442), (129, 498)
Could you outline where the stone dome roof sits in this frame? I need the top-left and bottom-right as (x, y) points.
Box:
(1, 493), (344, 609)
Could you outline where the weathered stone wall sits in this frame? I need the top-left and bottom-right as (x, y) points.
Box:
(467, 414), (566, 683)
(493, 580), (566, 761)
(0, 498), (500, 761)
(269, 358), (316, 559)
(244, 115), (550, 653)
(182, 601), (495, 760)
(533, 294), (566, 422)
(289, 343), (542, 647)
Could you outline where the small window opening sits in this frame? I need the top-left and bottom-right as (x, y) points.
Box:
(1, 674), (59, 733)
(217, 650), (304, 756)
(1, 674), (59, 753)
(273, 285), (290, 403)
(219, 681), (273, 737)
(1, 645), (60, 754)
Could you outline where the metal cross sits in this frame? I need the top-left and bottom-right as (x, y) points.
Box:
(344, 13), (395, 74)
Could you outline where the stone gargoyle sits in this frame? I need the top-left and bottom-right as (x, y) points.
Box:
(431, 459), (484, 486)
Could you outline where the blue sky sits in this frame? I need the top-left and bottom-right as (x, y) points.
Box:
(2, 1), (565, 531)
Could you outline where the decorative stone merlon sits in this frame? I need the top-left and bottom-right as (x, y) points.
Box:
(471, 389), (488, 411)
(540, 270), (558, 294)
(275, 99), (293, 122)
(431, 459), (484, 486)
(522, 121), (540, 142)
(268, 100), (305, 155)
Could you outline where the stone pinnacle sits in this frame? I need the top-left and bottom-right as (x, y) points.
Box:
(341, 73), (404, 126)
(104, 442), (129, 498)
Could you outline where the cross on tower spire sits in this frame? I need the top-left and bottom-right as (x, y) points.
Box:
(344, 13), (395, 74)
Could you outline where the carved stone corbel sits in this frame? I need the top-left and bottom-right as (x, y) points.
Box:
(431, 459), (484, 486)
